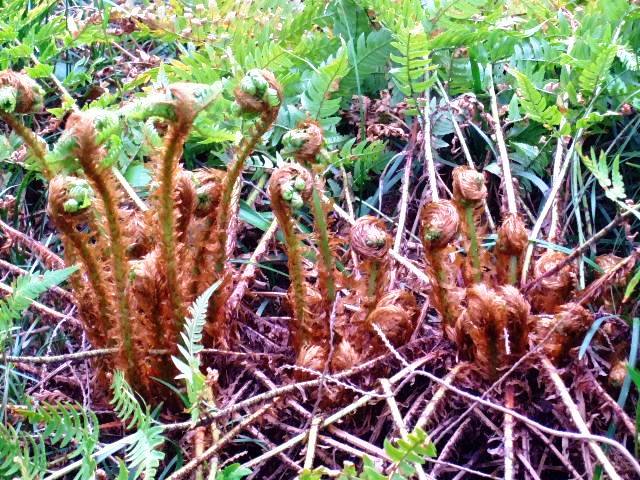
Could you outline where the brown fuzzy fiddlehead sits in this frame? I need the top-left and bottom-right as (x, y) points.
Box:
(0, 70), (44, 113)
(528, 250), (576, 313)
(202, 70), (282, 348)
(531, 302), (593, 363)
(47, 176), (113, 350)
(455, 283), (529, 379)
(0, 71), (50, 178)
(420, 200), (462, 340)
(269, 164), (329, 368)
(281, 119), (324, 167)
(452, 166), (488, 284)
(351, 216), (391, 308)
(60, 111), (143, 390)
(495, 213), (528, 286)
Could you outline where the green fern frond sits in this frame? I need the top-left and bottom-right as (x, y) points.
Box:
(111, 370), (148, 429)
(0, 424), (47, 480)
(340, 30), (393, 98)
(581, 149), (626, 202)
(111, 371), (166, 480)
(300, 48), (349, 127)
(389, 24), (435, 115)
(0, 266), (77, 346)
(125, 422), (165, 480)
(384, 427), (436, 478)
(616, 44), (639, 71)
(173, 280), (221, 421)
(578, 43), (617, 94)
(510, 69), (561, 127)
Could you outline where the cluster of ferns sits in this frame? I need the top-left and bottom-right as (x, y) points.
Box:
(1, 69), (632, 403)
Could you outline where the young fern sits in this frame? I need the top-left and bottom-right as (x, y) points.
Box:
(420, 200), (461, 341)
(200, 69), (282, 349)
(269, 163), (331, 371)
(111, 371), (166, 479)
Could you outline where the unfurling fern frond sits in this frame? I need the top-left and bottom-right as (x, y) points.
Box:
(578, 43), (617, 95)
(173, 279), (221, 421)
(389, 24), (436, 115)
(300, 48), (349, 128)
(111, 371), (166, 480)
(0, 266), (77, 346)
(510, 69), (561, 127)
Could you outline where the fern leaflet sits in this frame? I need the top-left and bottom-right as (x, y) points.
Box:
(578, 43), (617, 94)
(111, 371), (166, 479)
(389, 24), (435, 115)
(300, 48), (349, 127)
(510, 69), (561, 127)
(0, 266), (77, 346)
(173, 279), (221, 422)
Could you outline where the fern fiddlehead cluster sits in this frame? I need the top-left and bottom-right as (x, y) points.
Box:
(419, 168), (607, 379)
(270, 123), (418, 390)
(1, 69), (281, 399)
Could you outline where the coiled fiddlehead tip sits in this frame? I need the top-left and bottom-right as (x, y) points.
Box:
(234, 69), (282, 115)
(169, 82), (217, 124)
(533, 251), (575, 286)
(282, 119), (324, 164)
(269, 163), (312, 211)
(452, 166), (487, 204)
(350, 215), (390, 259)
(496, 213), (528, 255)
(420, 200), (460, 250)
(0, 70), (44, 113)
(48, 175), (94, 221)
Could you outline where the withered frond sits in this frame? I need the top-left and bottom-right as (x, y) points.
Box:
(528, 250), (577, 313)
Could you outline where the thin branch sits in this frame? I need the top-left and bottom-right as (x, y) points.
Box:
(540, 356), (622, 480)
(166, 403), (272, 480)
(488, 64), (517, 215)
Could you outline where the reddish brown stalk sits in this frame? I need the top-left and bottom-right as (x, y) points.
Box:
(153, 85), (201, 338)
(420, 200), (462, 340)
(64, 111), (143, 391)
(204, 70), (282, 348)
(452, 166), (489, 284)
(269, 164), (329, 371)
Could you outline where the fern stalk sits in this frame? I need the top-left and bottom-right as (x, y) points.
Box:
(79, 157), (139, 388)
(158, 122), (190, 326)
(1, 113), (52, 179)
(311, 187), (336, 303)
(463, 205), (482, 284)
